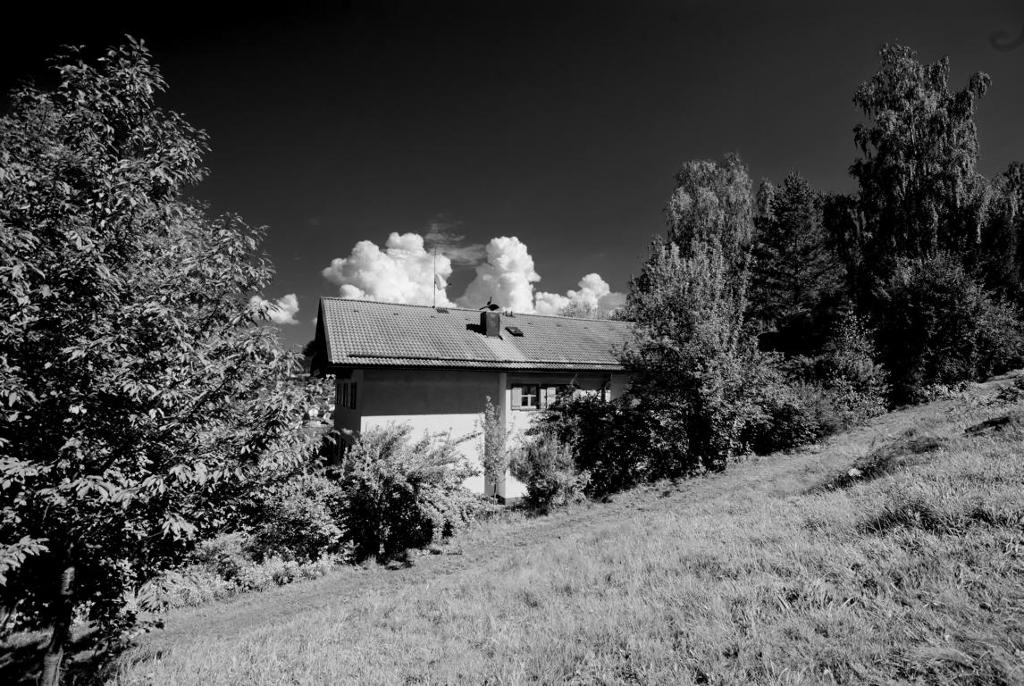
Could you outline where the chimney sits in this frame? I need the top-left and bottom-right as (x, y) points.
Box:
(480, 311), (501, 337)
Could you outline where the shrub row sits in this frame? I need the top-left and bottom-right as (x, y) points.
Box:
(138, 424), (490, 609)
(513, 314), (889, 507)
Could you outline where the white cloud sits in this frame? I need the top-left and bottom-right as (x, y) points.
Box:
(321, 232), (454, 306)
(535, 273), (626, 318)
(457, 236), (540, 312)
(322, 230), (625, 317)
(533, 291), (571, 315)
(249, 293), (300, 325)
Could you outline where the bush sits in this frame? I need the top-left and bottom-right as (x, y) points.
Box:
(996, 374), (1024, 403)
(248, 475), (348, 562)
(743, 317), (887, 454)
(876, 253), (1024, 404)
(816, 314), (888, 400)
(191, 533), (253, 582)
(509, 432), (589, 511)
(144, 567), (237, 609)
(339, 424), (482, 561)
(743, 314), (888, 455)
(742, 379), (826, 454)
(809, 313), (888, 429)
(140, 550), (344, 610)
(540, 394), (692, 496)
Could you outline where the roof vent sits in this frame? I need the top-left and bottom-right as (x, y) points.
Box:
(506, 326), (524, 337)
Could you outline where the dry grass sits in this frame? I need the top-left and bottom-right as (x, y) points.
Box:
(108, 374), (1024, 685)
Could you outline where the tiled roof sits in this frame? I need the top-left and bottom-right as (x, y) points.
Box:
(317, 298), (633, 371)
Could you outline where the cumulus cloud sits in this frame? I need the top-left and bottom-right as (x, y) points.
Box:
(321, 232), (454, 306)
(535, 273), (627, 318)
(456, 236), (540, 312)
(249, 293), (300, 325)
(322, 229), (625, 317)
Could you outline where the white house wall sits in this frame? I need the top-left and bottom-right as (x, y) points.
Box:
(333, 367), (633, 502)
(356, 368), (503, 494)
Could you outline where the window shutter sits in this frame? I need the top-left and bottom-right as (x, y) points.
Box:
(541, 386), (554, 409)
(511, 386), (522, 408)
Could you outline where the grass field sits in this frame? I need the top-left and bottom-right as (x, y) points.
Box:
(100, 374), (1024, 683)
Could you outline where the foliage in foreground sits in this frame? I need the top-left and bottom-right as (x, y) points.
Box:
(0, 40), (321, 683)
(130, 423), (489, 614)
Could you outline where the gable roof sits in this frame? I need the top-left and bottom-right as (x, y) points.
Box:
(316, 298), (633, 372)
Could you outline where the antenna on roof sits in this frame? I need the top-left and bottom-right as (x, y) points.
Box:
(479, 297), (499, 311)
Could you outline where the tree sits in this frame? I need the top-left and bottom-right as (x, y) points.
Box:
(0, 41), (318, 684)
(664, 152), (754, 269)
(849, 44), (992, 284)
(841, 45), (1024, 400)
(624, 239), (755, 469)
(558, 301), (597, 319)
(748, 174), (845, 355)
(978, 162), (1024, 302)
(624, 155), (760, 469)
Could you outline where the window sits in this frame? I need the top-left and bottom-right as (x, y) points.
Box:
(511, 384), (562, 411)
(519, 384), (539, 409)
(339, 381), (358, 410)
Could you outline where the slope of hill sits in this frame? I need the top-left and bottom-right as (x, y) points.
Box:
(111, 373), (1024, 685)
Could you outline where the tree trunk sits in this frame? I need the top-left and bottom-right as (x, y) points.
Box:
(39, 565), (75, 686)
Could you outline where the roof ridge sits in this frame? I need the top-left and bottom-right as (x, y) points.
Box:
(319, 296), (632, 324)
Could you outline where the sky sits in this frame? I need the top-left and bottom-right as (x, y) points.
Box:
(2, 1), (1023, 349)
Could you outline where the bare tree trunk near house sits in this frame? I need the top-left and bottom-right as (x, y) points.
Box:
(39, 565), (75, 686)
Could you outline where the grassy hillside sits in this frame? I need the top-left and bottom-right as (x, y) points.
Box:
(110, 374), (1024, 685)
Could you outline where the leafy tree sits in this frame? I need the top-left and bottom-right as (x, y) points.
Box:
(749, 174), (845, 355)
(840, 45), (1024, 401)
(0, 41), (318, 683)
(558, 301), (597, 318)
(664, 152), (754, 268)
(978, 162), (1024, 302)
(849, 44), (992, 285)
(625, 155), (759, 469)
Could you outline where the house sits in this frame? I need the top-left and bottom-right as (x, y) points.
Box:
(311, 298), (633, 501)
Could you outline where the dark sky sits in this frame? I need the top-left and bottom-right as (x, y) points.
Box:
(3, 1), (1023, 349)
